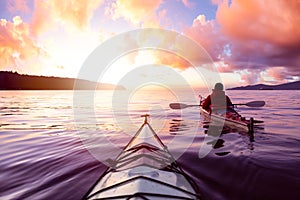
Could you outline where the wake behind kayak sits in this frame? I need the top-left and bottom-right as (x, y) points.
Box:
(83, 114), (201, 199)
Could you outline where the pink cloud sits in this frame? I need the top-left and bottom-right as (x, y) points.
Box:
(182, 0), (300, 84)
(216, 0), (300, 68)
(157, 9), (171, 27)
(184, 14), (227, 61)
(1, 0), (105, 73)
(211, 0), (222, 5)
(30, 0), (53, 36)
(0, 16), (40, 70)
(217, 0), (300, 47)
(7, 0), (30, 13)
(240, 71), (260, 85)
(265, 67), (289, 82)
(182, 0), (195, 8)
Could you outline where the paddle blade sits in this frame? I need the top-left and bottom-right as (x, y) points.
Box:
(169, 103), (200, 109)
(245, 101), (265, 107)
(169, 103), (188, 109)
(253, 119), (264, 123)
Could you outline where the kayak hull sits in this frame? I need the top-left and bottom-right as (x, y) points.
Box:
(87, 166), (198, 199)
(200, 107), (253, 133)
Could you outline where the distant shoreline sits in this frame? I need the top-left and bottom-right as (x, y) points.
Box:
(228, 81), (300, 90)
(0, 71), (125, 90)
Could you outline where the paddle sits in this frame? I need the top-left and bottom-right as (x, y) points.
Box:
(169, 101), (265, 110)
(234, 101), (265, 107)
(169, 103), (200, 109)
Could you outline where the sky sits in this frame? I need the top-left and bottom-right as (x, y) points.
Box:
(0, 0), (299, 87)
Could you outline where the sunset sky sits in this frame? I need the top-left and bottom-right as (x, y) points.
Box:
(0, 0), (299, 87)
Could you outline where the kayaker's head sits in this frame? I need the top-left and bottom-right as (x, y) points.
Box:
(214, 82), (224, 91)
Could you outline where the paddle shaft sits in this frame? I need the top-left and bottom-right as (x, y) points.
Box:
(234, 101), (265, 107)
(169, 100), (265, 110)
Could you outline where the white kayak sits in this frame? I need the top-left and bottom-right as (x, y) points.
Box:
(200, 107), (254, 134)
(83, 114), (201, 199)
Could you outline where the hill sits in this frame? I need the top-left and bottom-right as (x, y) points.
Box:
(228, 81), (300, 90)
(0, 71), (125, 90)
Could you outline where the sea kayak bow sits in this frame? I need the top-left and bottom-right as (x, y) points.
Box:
(83, 114), (201, 199)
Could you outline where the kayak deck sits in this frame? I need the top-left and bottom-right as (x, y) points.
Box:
(83, 114), (201, 199)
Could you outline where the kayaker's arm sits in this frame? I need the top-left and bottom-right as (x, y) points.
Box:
(201, 95), (211, 111)
(226, 95), (233, 107)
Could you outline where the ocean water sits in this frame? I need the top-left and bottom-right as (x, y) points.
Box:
(0, 89), (300, 200)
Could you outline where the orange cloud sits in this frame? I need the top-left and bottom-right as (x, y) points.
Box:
(31, 0), (103, 35)
(51, 0), (103, 29)
(0, 16), (40, 70)
(108, 0), (163, 27)
(154, 51), (191, 70)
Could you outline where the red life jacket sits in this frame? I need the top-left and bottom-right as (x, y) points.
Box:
(202, 90), (232, 112)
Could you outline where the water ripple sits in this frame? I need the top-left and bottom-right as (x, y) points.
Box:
(0, 90), (300, 199)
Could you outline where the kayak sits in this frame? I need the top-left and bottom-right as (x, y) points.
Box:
(200, 107), (254, 134)
(83, 114), (201, 199)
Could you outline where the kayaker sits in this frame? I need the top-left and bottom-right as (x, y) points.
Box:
(202, 83), (233, 113)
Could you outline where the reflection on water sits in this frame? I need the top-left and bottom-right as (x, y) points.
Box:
(169, 119), (189, 134)
(0, 90), (300, 199)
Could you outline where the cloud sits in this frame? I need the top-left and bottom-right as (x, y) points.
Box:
(107, 0), (163, 27)
(217, 0), (300, 47)
(182, 0), (195, 8)
(51, 0), (103, 29)
(31, 0), (103, 35)
(264, 67), (292, 83)
(30, 0), (53, 36)
(153, 51), (191, 70)
(184, 0), (300, 84)
(215, 0), (300, 74)
(240, 70), (260, 85)
(0, 16), (41, 70)
(211, 0), (223, 5)
(184, 14), (227, 61)
(7, 0), (30, 13)
(1, 0), (104, 74)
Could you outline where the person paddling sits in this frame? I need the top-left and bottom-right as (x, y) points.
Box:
(201, 83), (233, 113)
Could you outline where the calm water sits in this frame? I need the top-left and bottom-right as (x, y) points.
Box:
(0, 90), (300, 200)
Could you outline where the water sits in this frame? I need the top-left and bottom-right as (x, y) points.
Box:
(0, 90), (300, 200)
